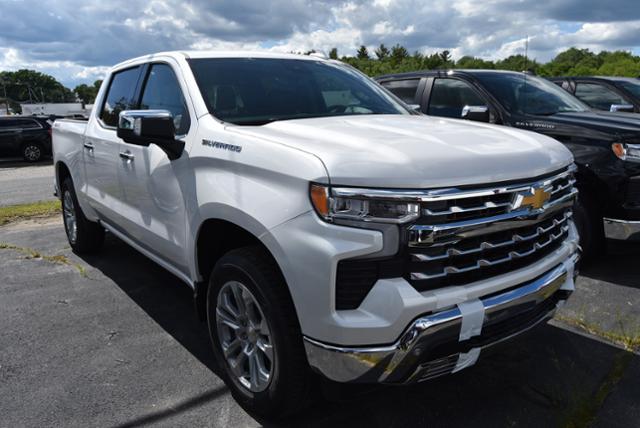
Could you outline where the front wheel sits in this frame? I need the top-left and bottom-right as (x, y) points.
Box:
(207, 246), (312, 419)
(573, 190), (605, 262)
(61, 177), (105, 254)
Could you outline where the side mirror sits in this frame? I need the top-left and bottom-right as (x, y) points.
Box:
(461, 105), (490, 122)
(610, 104), (634, 113)
(117, 110), (184, 160)
(407, 103), (422, 113)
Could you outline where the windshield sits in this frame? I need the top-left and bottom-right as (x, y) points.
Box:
(618, 81), (640, 99)
(188, 58), (409, 125)
(475, 73), (589, 116)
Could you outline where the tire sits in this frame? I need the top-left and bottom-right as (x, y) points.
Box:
(22, 142), (43, 162)
(573, 189), (605, 262)
(206, 246), (312, 419)
(60, 177), (105, 254)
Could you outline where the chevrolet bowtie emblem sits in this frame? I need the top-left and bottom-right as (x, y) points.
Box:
(520, 188), (551, 210)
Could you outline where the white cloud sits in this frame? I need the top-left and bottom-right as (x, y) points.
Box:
(0, 0), (638, 88)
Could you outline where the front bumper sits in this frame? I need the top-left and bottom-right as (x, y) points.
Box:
(304, 253), (578, 384)
(604, 218), (640, 241)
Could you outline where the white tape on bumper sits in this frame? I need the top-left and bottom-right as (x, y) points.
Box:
(457, 299), (485, 341)
(560, 257), (576, 291)
(453, 347), (481, 373)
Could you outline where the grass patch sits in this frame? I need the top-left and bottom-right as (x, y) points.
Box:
(0, 242), (87, 276)
(0, 200), (61, 225)
(556, 315), (640, 352)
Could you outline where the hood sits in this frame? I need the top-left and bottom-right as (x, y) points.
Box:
(228, 114), (573, 188)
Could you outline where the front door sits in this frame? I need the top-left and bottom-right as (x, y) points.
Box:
(117, 62), (192, 273)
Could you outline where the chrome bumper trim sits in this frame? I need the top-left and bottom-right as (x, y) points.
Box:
(604, 217), (640, 224)
(303, 253), (578, 384)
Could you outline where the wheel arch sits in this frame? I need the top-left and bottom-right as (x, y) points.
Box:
(192, 212), (292, 321)
(55, 161), (72, 197)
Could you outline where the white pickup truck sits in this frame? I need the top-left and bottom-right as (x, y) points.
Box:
(53, 51), (580, 417)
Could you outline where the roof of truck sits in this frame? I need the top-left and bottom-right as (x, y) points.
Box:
(113, 50), (328, 69)
(375, 69), (526, 81)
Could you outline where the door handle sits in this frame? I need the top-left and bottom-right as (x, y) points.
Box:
(119, 151), (134, 161)
(83, 142), (94, 151)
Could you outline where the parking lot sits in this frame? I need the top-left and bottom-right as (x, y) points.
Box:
(1, 163), (639, 427)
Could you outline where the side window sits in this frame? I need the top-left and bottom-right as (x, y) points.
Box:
(16, 119), (41, 129)
(0, 119), (19, 128)
(382, 79), (421, 104)
(140, 64), (191, 135)
(575, 83), (627, 111)
(428, 78), (486, 118)
(100, 67), (140, 127)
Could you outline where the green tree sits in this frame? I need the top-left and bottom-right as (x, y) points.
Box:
(74, 83), (98, 104)
(390, 44), (410, 64)
(495, 54), (539, 72)
(0, 69), (75, 113)
(356, 45), (370, 60)
(329, 48), (338, 60)
(456, 56), (496, 69)
(375, 44), (390, 60)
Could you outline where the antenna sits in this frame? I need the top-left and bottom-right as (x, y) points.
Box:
(524, 35), (529, 72)
(523, 35), (528, 115)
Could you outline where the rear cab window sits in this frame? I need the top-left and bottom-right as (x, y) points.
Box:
(381, 79), (421, 104)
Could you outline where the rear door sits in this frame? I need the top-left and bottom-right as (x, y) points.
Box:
(116, 62), (192, 272)
(83, 66), (142, 223)
(0, 119), (21, 153)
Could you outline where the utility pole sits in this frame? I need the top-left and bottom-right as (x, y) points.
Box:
(0, 80), (9, 115)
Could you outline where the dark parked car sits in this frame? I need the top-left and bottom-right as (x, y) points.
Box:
(0, 116), (52, 162)
(376, 70), (640, 259)
(549, 76), (640, 113)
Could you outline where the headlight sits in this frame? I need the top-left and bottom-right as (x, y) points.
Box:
(612, 142), (640, 163)
(310, 184), (420, 224)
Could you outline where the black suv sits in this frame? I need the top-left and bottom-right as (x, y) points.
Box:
(376, 70), (640, 259)
(549, 76), (640, 113)
(0, 116), (52, 162)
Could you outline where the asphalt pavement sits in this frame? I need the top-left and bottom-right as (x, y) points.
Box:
(0, 216), (638, 428)
(0, 159), (56, 206)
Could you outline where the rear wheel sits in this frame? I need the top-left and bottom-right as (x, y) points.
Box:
(22, 142), (43, 162)
(61, 177), (105, 254)
(574, 189), (605, 262)
(207, 246), (312, 419)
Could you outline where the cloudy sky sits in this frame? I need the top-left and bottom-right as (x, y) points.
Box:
(1, 0), (639, 87)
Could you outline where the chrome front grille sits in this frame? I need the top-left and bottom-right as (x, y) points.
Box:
(416, 166), (576, 226)
(404, 166), (577, 291)
(409, 210), (570, 285)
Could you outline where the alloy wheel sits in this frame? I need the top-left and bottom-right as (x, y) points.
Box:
(24, 145), (41, 161)
(216, 281), (274, 392)
(62, 190), (77, 244)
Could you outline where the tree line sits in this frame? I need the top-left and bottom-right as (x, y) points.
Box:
(2, 46), (639, 114)
(331, 46), (640, 78)
(0, 69), (102, 113)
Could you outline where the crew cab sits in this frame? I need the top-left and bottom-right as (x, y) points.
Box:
(377, 70), (640, 258)
(53, 53), (579, 418)
(0, 116), (52, 162)
(549, 76), (640, 113)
